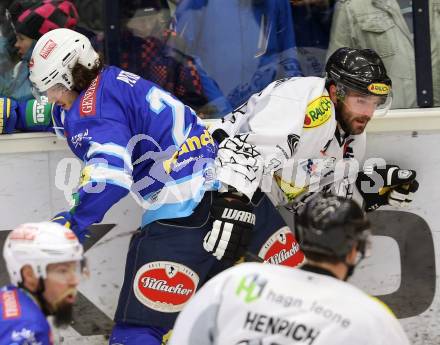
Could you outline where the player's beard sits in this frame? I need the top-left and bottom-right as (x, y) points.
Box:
(53, 299), (74, 328)
(51, 289), (77, 328)
(336, 102), (370, 135)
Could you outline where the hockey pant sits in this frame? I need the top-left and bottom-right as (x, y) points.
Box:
(109, 192), (304, 345)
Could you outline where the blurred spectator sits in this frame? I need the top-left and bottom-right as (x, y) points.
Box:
(0, 0), (79, 101)
(120, 0), (231, 117)
(69, 0), (105, 53)
(71, 0), (103, 32)
(173, 0), (302, 112)
(166, 0), (178, 16)
(0, 1), (18, 77)
(328, 0), (416, 109)
(290, 0), (335, 76)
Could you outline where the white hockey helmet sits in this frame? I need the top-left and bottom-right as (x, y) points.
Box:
(29, 28), (99, 94)
(3, 222), (84, 285)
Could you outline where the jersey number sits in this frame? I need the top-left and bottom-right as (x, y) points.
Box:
(146, 86), (191, 147)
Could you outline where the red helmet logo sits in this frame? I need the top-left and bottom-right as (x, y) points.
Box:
(39, 39), (57, 60)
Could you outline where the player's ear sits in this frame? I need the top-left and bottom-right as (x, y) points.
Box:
(329, 84), (338, 104)
(345, 245), (358, 265)
(21, 265), (39, 292)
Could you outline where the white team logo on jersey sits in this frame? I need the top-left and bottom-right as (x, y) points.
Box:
(71, 129), (92, 148)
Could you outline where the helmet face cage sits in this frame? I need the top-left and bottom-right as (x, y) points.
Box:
(3, 222), (84, 285)
(46, 257), (90, 284)
(31, 83), (69, 104)
(335, 82), (393, 118)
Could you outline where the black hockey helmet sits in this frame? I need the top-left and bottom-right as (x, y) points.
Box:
(294, 194), (371, 260)
(326, 47), (392, 95)
(325, 47), (393, 116)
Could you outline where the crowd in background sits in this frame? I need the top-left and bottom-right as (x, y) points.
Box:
(1, 0), (439, 119)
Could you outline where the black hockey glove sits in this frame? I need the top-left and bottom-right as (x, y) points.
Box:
(203, 193), (255, 262)
(356, 164), (419, 212)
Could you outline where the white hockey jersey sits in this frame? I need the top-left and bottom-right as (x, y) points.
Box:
(169, 263), (410, 345)
(211, 77), (366, 206)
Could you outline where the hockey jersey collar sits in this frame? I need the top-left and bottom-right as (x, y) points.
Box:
(300, 264), (338, 279)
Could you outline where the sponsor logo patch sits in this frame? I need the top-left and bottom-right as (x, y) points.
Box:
(9, 225), (38, 241)
(64, 230), (77, 241)
(133, 261), (199, 313)
(10, 328), (39, 344)
(71, 129), (92, 148)
(304, 96), (332, 129)
(25, 97), (52, 127)
(236, 274), (267, 303)
(163, 129), (215, 173)
(80, 75), (100, 117)
(222, 208), (256, 225)
(258, 227), (305, 267)
(1, 290), (21, 319)
(368, 83), (390, 95)
(39, 39), (57, 59)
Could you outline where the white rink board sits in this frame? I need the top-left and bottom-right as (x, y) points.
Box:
(0, 128), (439, 344)
(359, 131), (440, 344)
(0, 149), (138, 344)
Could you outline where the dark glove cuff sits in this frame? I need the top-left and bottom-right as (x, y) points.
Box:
(212, 128), (229, 144)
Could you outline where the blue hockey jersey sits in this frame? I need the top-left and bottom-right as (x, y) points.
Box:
(5, 66), (218, 240)
(0, 285), (52, 345)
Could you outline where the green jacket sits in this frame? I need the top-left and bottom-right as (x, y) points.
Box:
(328, 0), (416, 109)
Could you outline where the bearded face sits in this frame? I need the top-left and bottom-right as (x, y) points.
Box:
(42, 261), (81, 327)
(52, 299), (75, 327)
(335, 90), (385, 135)
(335, 100), (371, 135)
